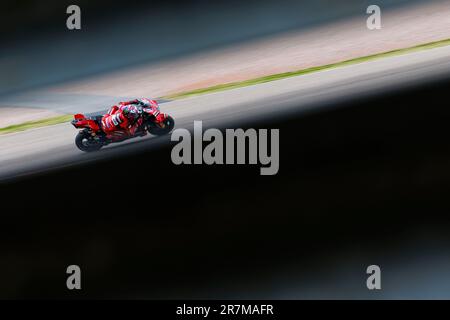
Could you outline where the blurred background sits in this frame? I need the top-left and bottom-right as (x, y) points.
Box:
(1, 0), (450, 299)
(1, 0), (444, 96)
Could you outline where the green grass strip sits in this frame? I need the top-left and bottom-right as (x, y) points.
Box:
(164, 38), (450, 100)
(0, 114), (73, 135)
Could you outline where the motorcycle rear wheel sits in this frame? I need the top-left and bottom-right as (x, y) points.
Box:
(75, 131), (103, 152)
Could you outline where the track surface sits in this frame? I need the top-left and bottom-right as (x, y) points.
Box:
(1, 45), (450, 181)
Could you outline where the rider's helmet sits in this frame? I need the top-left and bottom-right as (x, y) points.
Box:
(122, 105), (140, 122)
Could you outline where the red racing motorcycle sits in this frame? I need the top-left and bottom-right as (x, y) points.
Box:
(71, 107), (175, 152)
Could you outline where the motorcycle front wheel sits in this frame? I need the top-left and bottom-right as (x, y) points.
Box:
(147, 115), (175, 136)
(75, 131), (103, 152)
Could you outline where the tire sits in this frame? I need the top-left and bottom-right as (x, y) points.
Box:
(75, 131), (103, 152)
(147, 115), (175, 136)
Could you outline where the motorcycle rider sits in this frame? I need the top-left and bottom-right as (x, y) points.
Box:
(101, 98), (165, 141)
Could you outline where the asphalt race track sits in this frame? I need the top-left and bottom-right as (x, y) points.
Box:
(1, 45), (450, 182)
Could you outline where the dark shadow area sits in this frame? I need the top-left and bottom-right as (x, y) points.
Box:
(1, 75), (450, 298)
